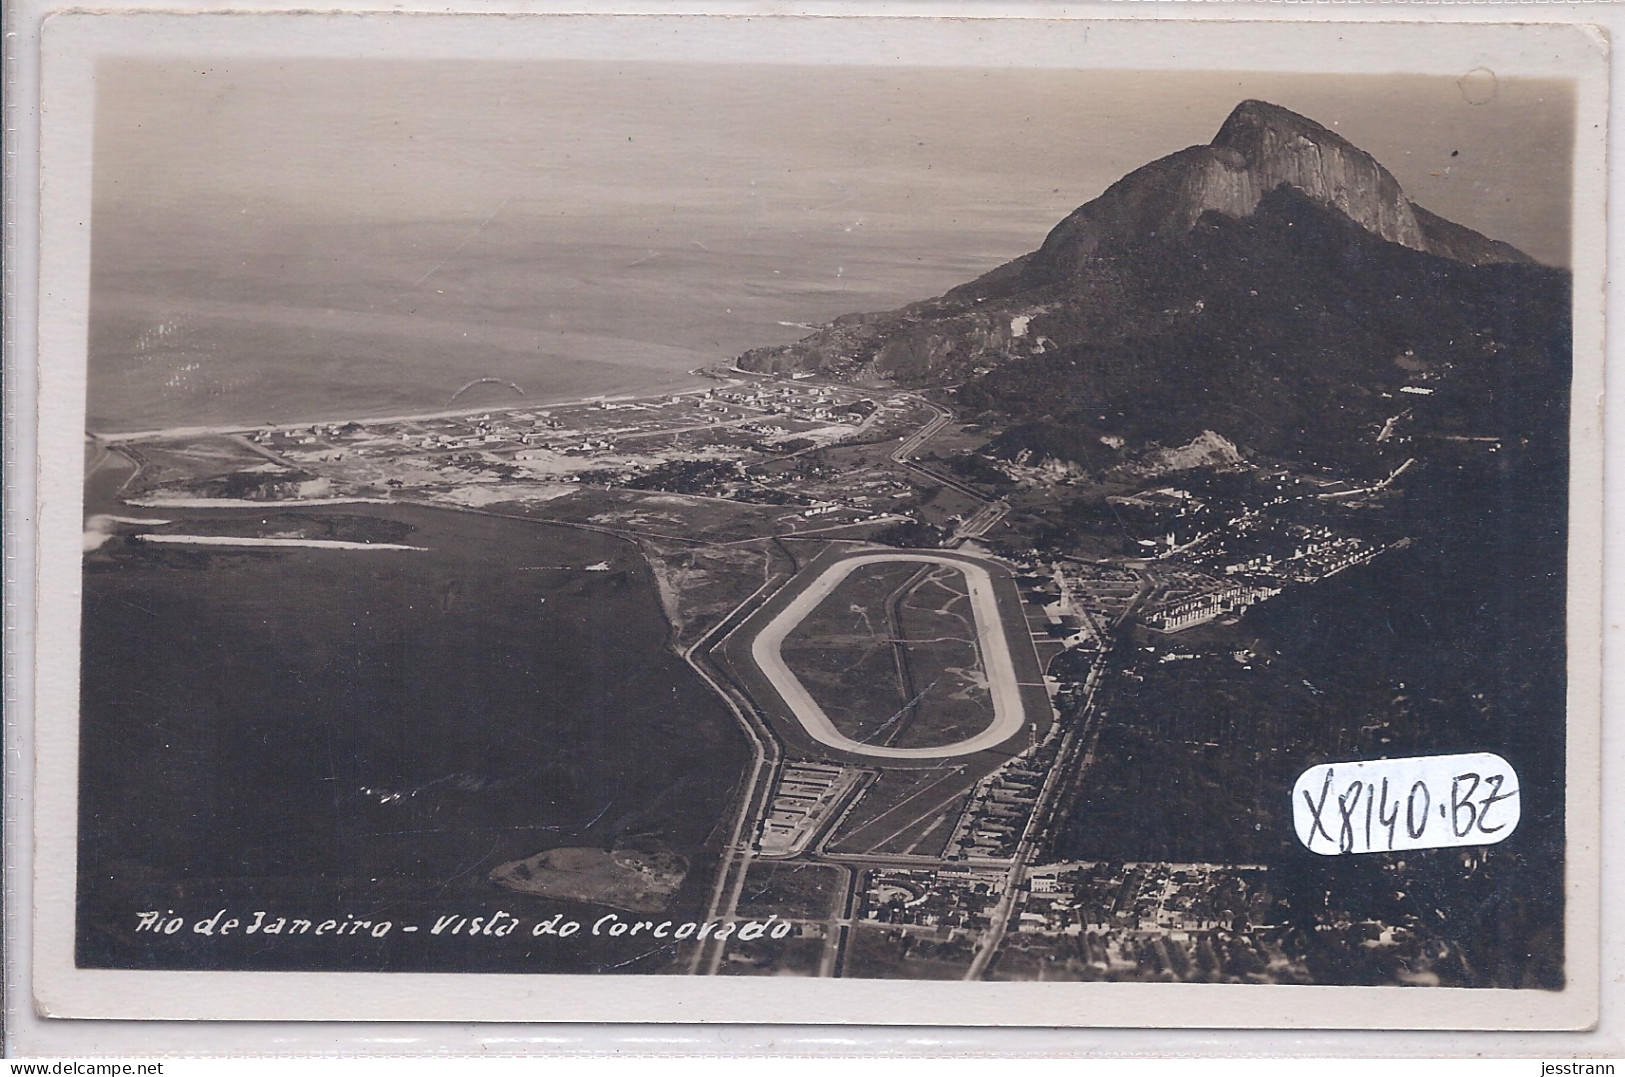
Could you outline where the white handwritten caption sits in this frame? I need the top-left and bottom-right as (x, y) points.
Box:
(1292, 752), (1520, 855)
(132, 909), (795, 943)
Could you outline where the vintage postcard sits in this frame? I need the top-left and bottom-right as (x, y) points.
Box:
(27, 13), (1605, 1028)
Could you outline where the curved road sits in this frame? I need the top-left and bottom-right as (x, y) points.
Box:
(749, 552), (1026, 759)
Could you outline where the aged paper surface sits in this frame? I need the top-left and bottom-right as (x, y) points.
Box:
(29, 12), (1605, 1027)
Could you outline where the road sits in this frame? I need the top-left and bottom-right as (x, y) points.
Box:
(888, 396), (992, 505)
(963, 648), (1108, 980)
(952, 499), (1008, 543)
(680, 571), (788, 976)
(880, 565), (933, 749)
(818, 868), (860, 978)
(885, 393), (1009, 546)
(687, 393), (972, 975)
(685, 390), (1077, 977)
(889, 397), (953, 463)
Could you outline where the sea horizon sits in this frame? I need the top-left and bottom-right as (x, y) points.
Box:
(87, 61), (1572, 438)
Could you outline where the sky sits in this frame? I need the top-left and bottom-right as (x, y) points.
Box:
(86, 60), (1576, 430)
(95, 61), (1574, 262)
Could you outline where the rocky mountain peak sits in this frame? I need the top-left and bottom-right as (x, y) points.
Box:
(1020, 99), (1456, 282)
(736, 99), (1545, 383)
(1213, 99), (1344, 158)
(1015, 100), (1523, 285)
(1211, 99), (1426, 252)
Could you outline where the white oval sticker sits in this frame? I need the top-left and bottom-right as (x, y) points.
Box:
(1292, 752), (1520, 855)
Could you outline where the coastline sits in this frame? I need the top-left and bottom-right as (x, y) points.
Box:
(88, 369), (739, 444)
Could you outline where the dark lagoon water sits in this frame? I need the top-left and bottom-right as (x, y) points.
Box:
(77, 501), (749, 972)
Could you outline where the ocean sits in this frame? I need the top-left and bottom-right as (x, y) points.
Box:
(85, 61), (1573, 434)
(86, 215), (1038, 433)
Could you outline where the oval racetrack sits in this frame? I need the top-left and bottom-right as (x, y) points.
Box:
(749, 552), (1027, 759)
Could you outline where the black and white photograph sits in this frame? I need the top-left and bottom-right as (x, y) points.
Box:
(27, 14), (1605, 1028)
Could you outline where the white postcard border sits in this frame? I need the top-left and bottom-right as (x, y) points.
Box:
(23, 10), (1608, 1032)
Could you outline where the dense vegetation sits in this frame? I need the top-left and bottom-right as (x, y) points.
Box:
(958, 188), (1569, 470)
